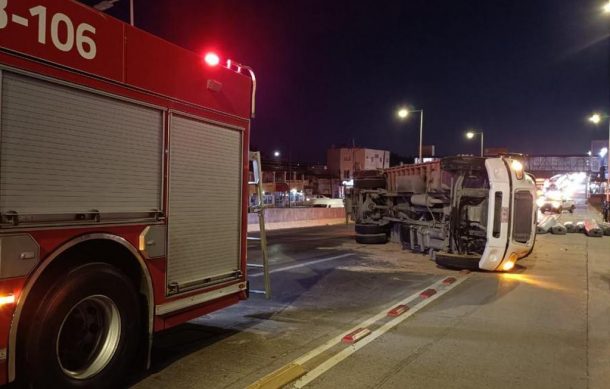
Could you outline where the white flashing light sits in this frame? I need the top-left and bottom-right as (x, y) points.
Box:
(204, 52), (220, 67)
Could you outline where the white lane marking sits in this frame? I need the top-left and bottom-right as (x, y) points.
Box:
(248, 253), (354, 278)
(292, 275), (470, 388)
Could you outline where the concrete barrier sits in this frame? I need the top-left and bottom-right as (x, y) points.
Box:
(584, 219), (604, 237)
(248, 207), (347, 231)
(601, 222), (610, 236)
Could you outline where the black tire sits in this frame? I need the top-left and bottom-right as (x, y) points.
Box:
(355, 233), (388, 244)
(353, 177), (386, 190)
(19, 263), (141, 389)
(355, 223), (389, 235)
(435, 252), (480, 270)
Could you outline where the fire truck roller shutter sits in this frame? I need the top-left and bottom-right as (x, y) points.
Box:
(0, 72), (163, 217)
(166, 115), (243, 292)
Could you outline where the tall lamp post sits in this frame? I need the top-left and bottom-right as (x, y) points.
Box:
(466, 130), (484, 157)
(588, 113), (610, 202)
(397, 107), (424, 163)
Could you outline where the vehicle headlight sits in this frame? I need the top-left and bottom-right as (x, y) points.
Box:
(511, 160), (524, 180)
(536, 198), (545, 207)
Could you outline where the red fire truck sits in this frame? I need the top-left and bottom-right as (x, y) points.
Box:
(0, 0), (255, 386)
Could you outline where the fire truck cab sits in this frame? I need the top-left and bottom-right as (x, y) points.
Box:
(0, 0), (255, 387)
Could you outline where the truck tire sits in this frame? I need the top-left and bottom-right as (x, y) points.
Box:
(355, 223), (388, 235)
(353, 177), (386, 190)
(355, 233), (388, 244)
(435, 252), (480, 270)
(19, 263), (141, 389)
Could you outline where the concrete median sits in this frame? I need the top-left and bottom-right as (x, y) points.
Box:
(248, 207), (347, 232)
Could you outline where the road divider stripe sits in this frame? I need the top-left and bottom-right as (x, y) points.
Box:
(292, 275), (470, 388)
(246, 363), (306, 389)
(248, 253), (353, 278)
(342, 328), (371, 344)
(247, 275), (470, 389)
(387, 304), (409, 317)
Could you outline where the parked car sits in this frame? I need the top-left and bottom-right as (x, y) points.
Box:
(307, 195), (344, 208)
(537, 196), (575, 213)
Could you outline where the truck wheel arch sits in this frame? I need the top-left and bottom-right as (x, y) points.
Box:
(8, 233), (154, 383)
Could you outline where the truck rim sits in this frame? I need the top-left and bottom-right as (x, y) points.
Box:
(56, 295), (121, 379)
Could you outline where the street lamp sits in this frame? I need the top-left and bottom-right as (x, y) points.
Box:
(396, 107), (424, 163)
(273, 150), (280, 157)
(466, 130), (484, 157)
(603, 1), (610, 13)
(588, 113), (610, 202)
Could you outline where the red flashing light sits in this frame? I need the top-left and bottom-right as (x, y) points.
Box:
(204, 52), (220, 67)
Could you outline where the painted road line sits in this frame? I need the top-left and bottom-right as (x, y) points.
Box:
(245, 363), (306, 389)
(248, 253), (354, 278)
(341, 328), (372, 344)
(292, 275), (470, 388)
(291, 277), (458, 368)
(443, 276), (457, 285)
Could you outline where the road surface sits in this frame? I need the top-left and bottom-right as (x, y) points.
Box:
(132, 206), (610, 389)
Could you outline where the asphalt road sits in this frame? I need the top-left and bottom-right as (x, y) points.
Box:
(133, 206), (610, 389)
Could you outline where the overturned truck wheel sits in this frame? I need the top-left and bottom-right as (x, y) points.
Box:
(435, 252), (480, 270)
(353, 176), (386, 190)
(355, 233), (388, 244)
(355, 223), (389, 235)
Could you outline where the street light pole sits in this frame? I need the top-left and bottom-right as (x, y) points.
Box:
(466, 130), (484, 157)
(397, 107), (424, 163)
(607, 119), (610, 202)
(130, 0), (134, 26)
(419, 110), (424, 163)
(588, 113), (610, 202)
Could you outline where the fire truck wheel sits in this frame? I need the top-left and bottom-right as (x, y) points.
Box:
(355, 233), (388, 244)
(19, 262), (141, 389)
(355, 223), (388, 235)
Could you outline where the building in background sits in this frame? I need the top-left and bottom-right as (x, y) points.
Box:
(327, 147), (390, 180)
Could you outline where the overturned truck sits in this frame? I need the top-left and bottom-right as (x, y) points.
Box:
(347, 156), (537, 271)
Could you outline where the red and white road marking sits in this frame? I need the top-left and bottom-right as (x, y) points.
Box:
(387, 304), (409, 317)
(246, 273), (471, 389)
(342, 328), (372, 344)
(292, 274), (470, 388)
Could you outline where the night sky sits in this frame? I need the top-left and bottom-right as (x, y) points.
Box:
(82, 0), (609, 162)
